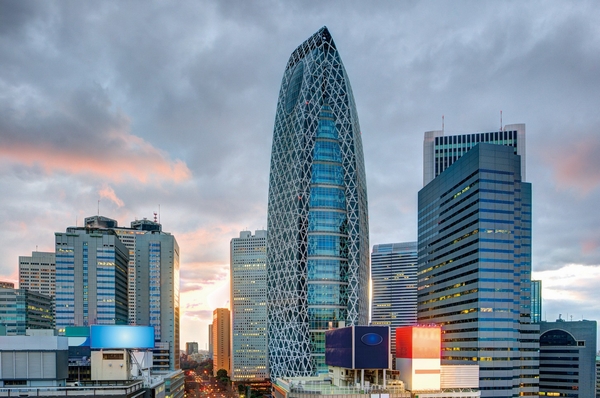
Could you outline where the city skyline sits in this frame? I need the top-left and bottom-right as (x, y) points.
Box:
(0, 1), (599, 348)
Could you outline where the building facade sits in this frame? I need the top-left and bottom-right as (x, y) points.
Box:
(417, 144), (538, 397)
(19, 251), (56, 298)
(133, 227), (180, 370)
(596, 354), (600, 398)
(230, 230), (268, 381)
(370, 242), (417, 366)
(208, 323), (213, 359)
(0, 336), (68, 387)
(55, 216), (180, 370)
(267, 26), (369, 378)
(539, 319), (597, 397)
(531, 279), (542, 323)
(55, 227), (129, 329)
(186, 342), (199, 355)
(423, 124), (525, 186)
(0, 287), (54, 334)
(85, 215), (159, 326)
(212, 308), (231, 377)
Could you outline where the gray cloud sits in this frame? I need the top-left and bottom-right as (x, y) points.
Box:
(1, 0), (599, 344)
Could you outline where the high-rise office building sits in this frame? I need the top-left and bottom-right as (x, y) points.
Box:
(186, 342), (199, 355)
(58, 215), (180, 370)
(423, 124), (525, 186)
(134, 225), (180, 370)
(267, 26), (369, 378)
(55, 226), (129, 328)
(418, 144), (538, 397)
(531, 279), (542, 323)
(539, 319), (597, 397)
(85, 215), (156, 326)
(19, 251), (56, 298)
(212, 308), (231, 377)
(0, 287), (54, 334)
(370, 242), (417, 366)
(230, 230), (268, 381)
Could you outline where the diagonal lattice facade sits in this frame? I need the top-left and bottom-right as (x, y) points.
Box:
(266, 27), (369, 378)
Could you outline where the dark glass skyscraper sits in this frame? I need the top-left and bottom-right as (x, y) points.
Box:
(418, 144), (539, 397)
(267, 27), (369, 378)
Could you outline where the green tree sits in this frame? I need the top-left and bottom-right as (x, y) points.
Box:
(216, 368), (230, 388)
(216, 369), (228, 379)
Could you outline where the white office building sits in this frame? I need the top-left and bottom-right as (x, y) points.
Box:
(423, 123), (525, 186)
(19, 251), (56, 298)
(230, 230), (268, 381)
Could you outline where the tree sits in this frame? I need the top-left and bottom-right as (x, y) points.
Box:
(215, 368), (230, 391)
(216, 369), (228, 379)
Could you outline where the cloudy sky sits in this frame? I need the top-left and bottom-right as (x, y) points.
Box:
(1, 1), (599, 348)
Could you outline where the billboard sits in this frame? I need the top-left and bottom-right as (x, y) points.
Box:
(325, 326), (353, 368)
(90, 325), (155, 349)
(396, 326), (440, 359)
(354, 326), (389, 369)
(325, 326), (390, 369)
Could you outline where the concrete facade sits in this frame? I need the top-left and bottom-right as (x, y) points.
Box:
(212, 308), (230, 377)
(539, 319), (597, 397)
(230, 230), (268, 381)
(19, 251), (56, 298)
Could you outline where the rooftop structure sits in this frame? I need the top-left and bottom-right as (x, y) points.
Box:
(423, 124), (525, 186)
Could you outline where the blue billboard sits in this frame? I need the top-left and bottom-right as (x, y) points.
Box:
(354, 326), (389, 369)
(325, 326), (390, 369)
(325, 326), (353, 368)
(90, 325), (155, 349)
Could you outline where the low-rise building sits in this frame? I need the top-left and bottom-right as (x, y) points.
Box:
(0, 335), (68, 387)
(0, 287), (53, 334)
(539, 318), (597, 397)
(273, 326), (479, 398)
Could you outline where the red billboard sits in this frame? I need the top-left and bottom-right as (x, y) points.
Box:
(395, 326), (440, 359)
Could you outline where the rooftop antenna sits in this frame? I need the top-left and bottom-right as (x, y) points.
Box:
(97, 200), (100, 216)
(158, 204), (161, 224)
(153, 212), (158, 223)
(442, 115), (445, 133)
(500, 110), (503, 131)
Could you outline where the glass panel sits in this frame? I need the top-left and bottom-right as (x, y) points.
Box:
(313, 141), (342, 163)
(311, 163), (344, 185)
(310, 186), (345, 209)
(308, 211), (347, 233)
(307, 259), (348, 281)
(307, 283), (345, 305)
(308, 235), (348, 257)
